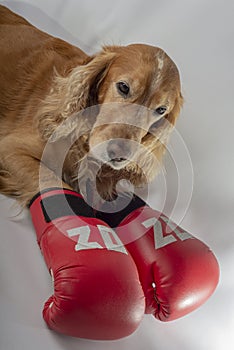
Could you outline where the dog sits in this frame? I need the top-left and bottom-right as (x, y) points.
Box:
(0, 5), (183, 207)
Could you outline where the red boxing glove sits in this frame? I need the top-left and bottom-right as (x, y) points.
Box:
(29, 189), (145, 340)
(97, 195), (220, 321)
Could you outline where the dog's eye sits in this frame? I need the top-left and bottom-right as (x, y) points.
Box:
(116, 82), (130, 97)
(154, 106), (167, 115)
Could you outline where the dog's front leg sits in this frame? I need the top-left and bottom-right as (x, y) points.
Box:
(0, 138), (71, 206)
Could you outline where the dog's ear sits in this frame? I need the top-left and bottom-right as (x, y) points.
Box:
(166, 92), (184, 127)
(142, 92), (184, 169)
(149, 92), (184, 145)
(36, 49), (116, 142)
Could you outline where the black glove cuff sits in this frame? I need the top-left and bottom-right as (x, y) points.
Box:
(29, 188), (94, 222)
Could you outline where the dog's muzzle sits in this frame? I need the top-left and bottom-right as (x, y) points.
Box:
(89, 138), (136, 170)
(106, 139), (132, 168)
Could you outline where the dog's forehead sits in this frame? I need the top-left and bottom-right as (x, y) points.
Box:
(123, 45), (181, 105)
(106, 44), (181, 101)
(115, 44), (178, 78)
(124, 44), (167, 65)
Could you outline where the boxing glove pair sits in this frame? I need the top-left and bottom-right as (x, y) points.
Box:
(29, 188), (219, 340)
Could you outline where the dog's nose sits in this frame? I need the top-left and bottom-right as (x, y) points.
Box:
(107, 139), (131, 162)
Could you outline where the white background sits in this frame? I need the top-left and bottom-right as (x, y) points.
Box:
(0, 0), (233, 349)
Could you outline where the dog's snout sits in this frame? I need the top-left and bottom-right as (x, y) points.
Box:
(107, 139), (131, 162)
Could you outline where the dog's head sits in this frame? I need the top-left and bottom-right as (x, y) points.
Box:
(89, 44), (183, 168)
(38, 44), (183, 198)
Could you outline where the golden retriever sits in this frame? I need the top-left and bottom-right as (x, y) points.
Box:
(0, 5), (183, 206)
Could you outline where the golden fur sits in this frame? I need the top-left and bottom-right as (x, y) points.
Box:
(0, 5), (183, 206)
